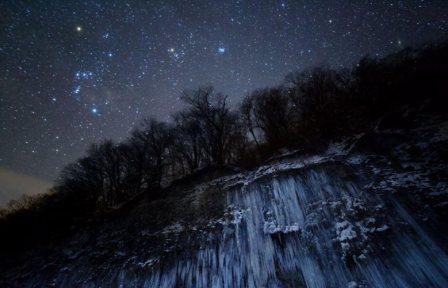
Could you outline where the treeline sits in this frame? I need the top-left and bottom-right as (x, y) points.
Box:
(1, 42), (447, 253)
(56, 88), (246, 212)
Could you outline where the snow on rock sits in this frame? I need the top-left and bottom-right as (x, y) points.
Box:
(336, 220), (357, 241)
(161, 222), (184, 234)
(131, 168), (448, 287)
(136, 258), (158, 268)
(2, 121), (448, 287)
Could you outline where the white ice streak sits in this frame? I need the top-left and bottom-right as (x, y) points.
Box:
(124, 169), (448, 287)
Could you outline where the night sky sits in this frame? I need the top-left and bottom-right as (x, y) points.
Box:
(1, 1), (447, 187)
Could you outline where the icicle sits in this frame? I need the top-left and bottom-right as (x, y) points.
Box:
(22, 167), (448, 287)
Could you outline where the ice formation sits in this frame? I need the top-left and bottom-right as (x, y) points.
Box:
(114, 167), (448, 287)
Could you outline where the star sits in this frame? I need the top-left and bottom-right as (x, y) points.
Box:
(1, 0), (447, 183)
(73, 85), (81, 94)
(91, 107), (99, 115)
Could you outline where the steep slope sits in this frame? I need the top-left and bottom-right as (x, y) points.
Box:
(1, 116), (448, 287)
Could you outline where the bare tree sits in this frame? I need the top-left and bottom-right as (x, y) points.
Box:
(172, 111), (204, 172)
(119, 142), (145, 196)
(287, 67), (350, 138)
(181, 87), (239, 166)
(245, 88), (294, 148)
(131, 118), (173, 189)
(58, 140), (125, 208)
(241, 94), (261, 149)
(89, 141), (126, 205)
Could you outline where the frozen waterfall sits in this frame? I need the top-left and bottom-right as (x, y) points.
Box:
(134, 166), (448, 287)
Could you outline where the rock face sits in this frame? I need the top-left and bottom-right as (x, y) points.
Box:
(114, 167), (448, 287)
(1, 118), (448, 287)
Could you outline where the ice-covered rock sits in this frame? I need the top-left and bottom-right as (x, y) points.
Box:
(2, 119), (448, 287)
(123, 168), (448, 287)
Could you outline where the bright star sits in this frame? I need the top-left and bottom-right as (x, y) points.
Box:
(75, 71), (94, 80)
(73, 85), (81, 94)
(167, 47), (185, 61)
(76, 26), (82, 32)
(218, 47), (226, 54)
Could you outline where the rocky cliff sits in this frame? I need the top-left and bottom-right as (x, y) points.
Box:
(1, 116), (448, 287)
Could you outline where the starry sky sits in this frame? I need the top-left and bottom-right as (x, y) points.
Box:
(1, 1), (447, 188)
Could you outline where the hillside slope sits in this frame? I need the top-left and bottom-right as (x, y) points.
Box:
(1, 114), (448, 287)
